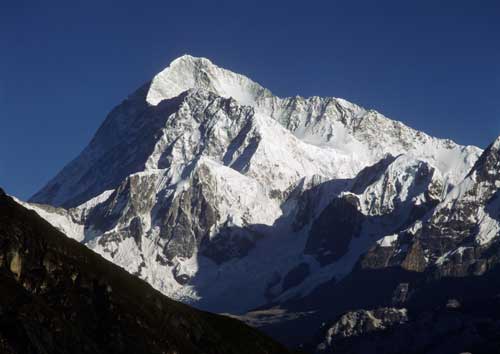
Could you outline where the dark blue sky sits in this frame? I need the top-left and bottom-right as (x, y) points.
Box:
(1, 0), (499, 199)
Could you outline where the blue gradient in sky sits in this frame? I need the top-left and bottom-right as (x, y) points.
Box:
(1, 0), (499, 199)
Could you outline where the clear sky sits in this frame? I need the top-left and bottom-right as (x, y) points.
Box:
(1, 0), (499, 199)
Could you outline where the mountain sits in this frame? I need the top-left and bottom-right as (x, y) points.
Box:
(22, 55), (499, 350)
(262, 135), (500, 350)
(361, 135), (500, 275)
(0, 188), (288, 354)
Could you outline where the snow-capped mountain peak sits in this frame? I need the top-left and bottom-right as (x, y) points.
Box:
(146, 54), (272, 107)
(26, 55), (488, 315)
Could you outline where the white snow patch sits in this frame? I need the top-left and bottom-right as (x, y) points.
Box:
(377, 234), (399, 247)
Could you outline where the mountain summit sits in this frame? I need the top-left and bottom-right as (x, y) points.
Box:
(31, 55), (479, 208)
(146, 55), (273, 107)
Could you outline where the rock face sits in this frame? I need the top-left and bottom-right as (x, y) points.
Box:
(0, 189), (288, 354)
(316, 307), (408, 352)
(312, 299), (500, 354)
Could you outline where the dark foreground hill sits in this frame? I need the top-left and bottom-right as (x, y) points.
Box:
(0, 188), (288, 354)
